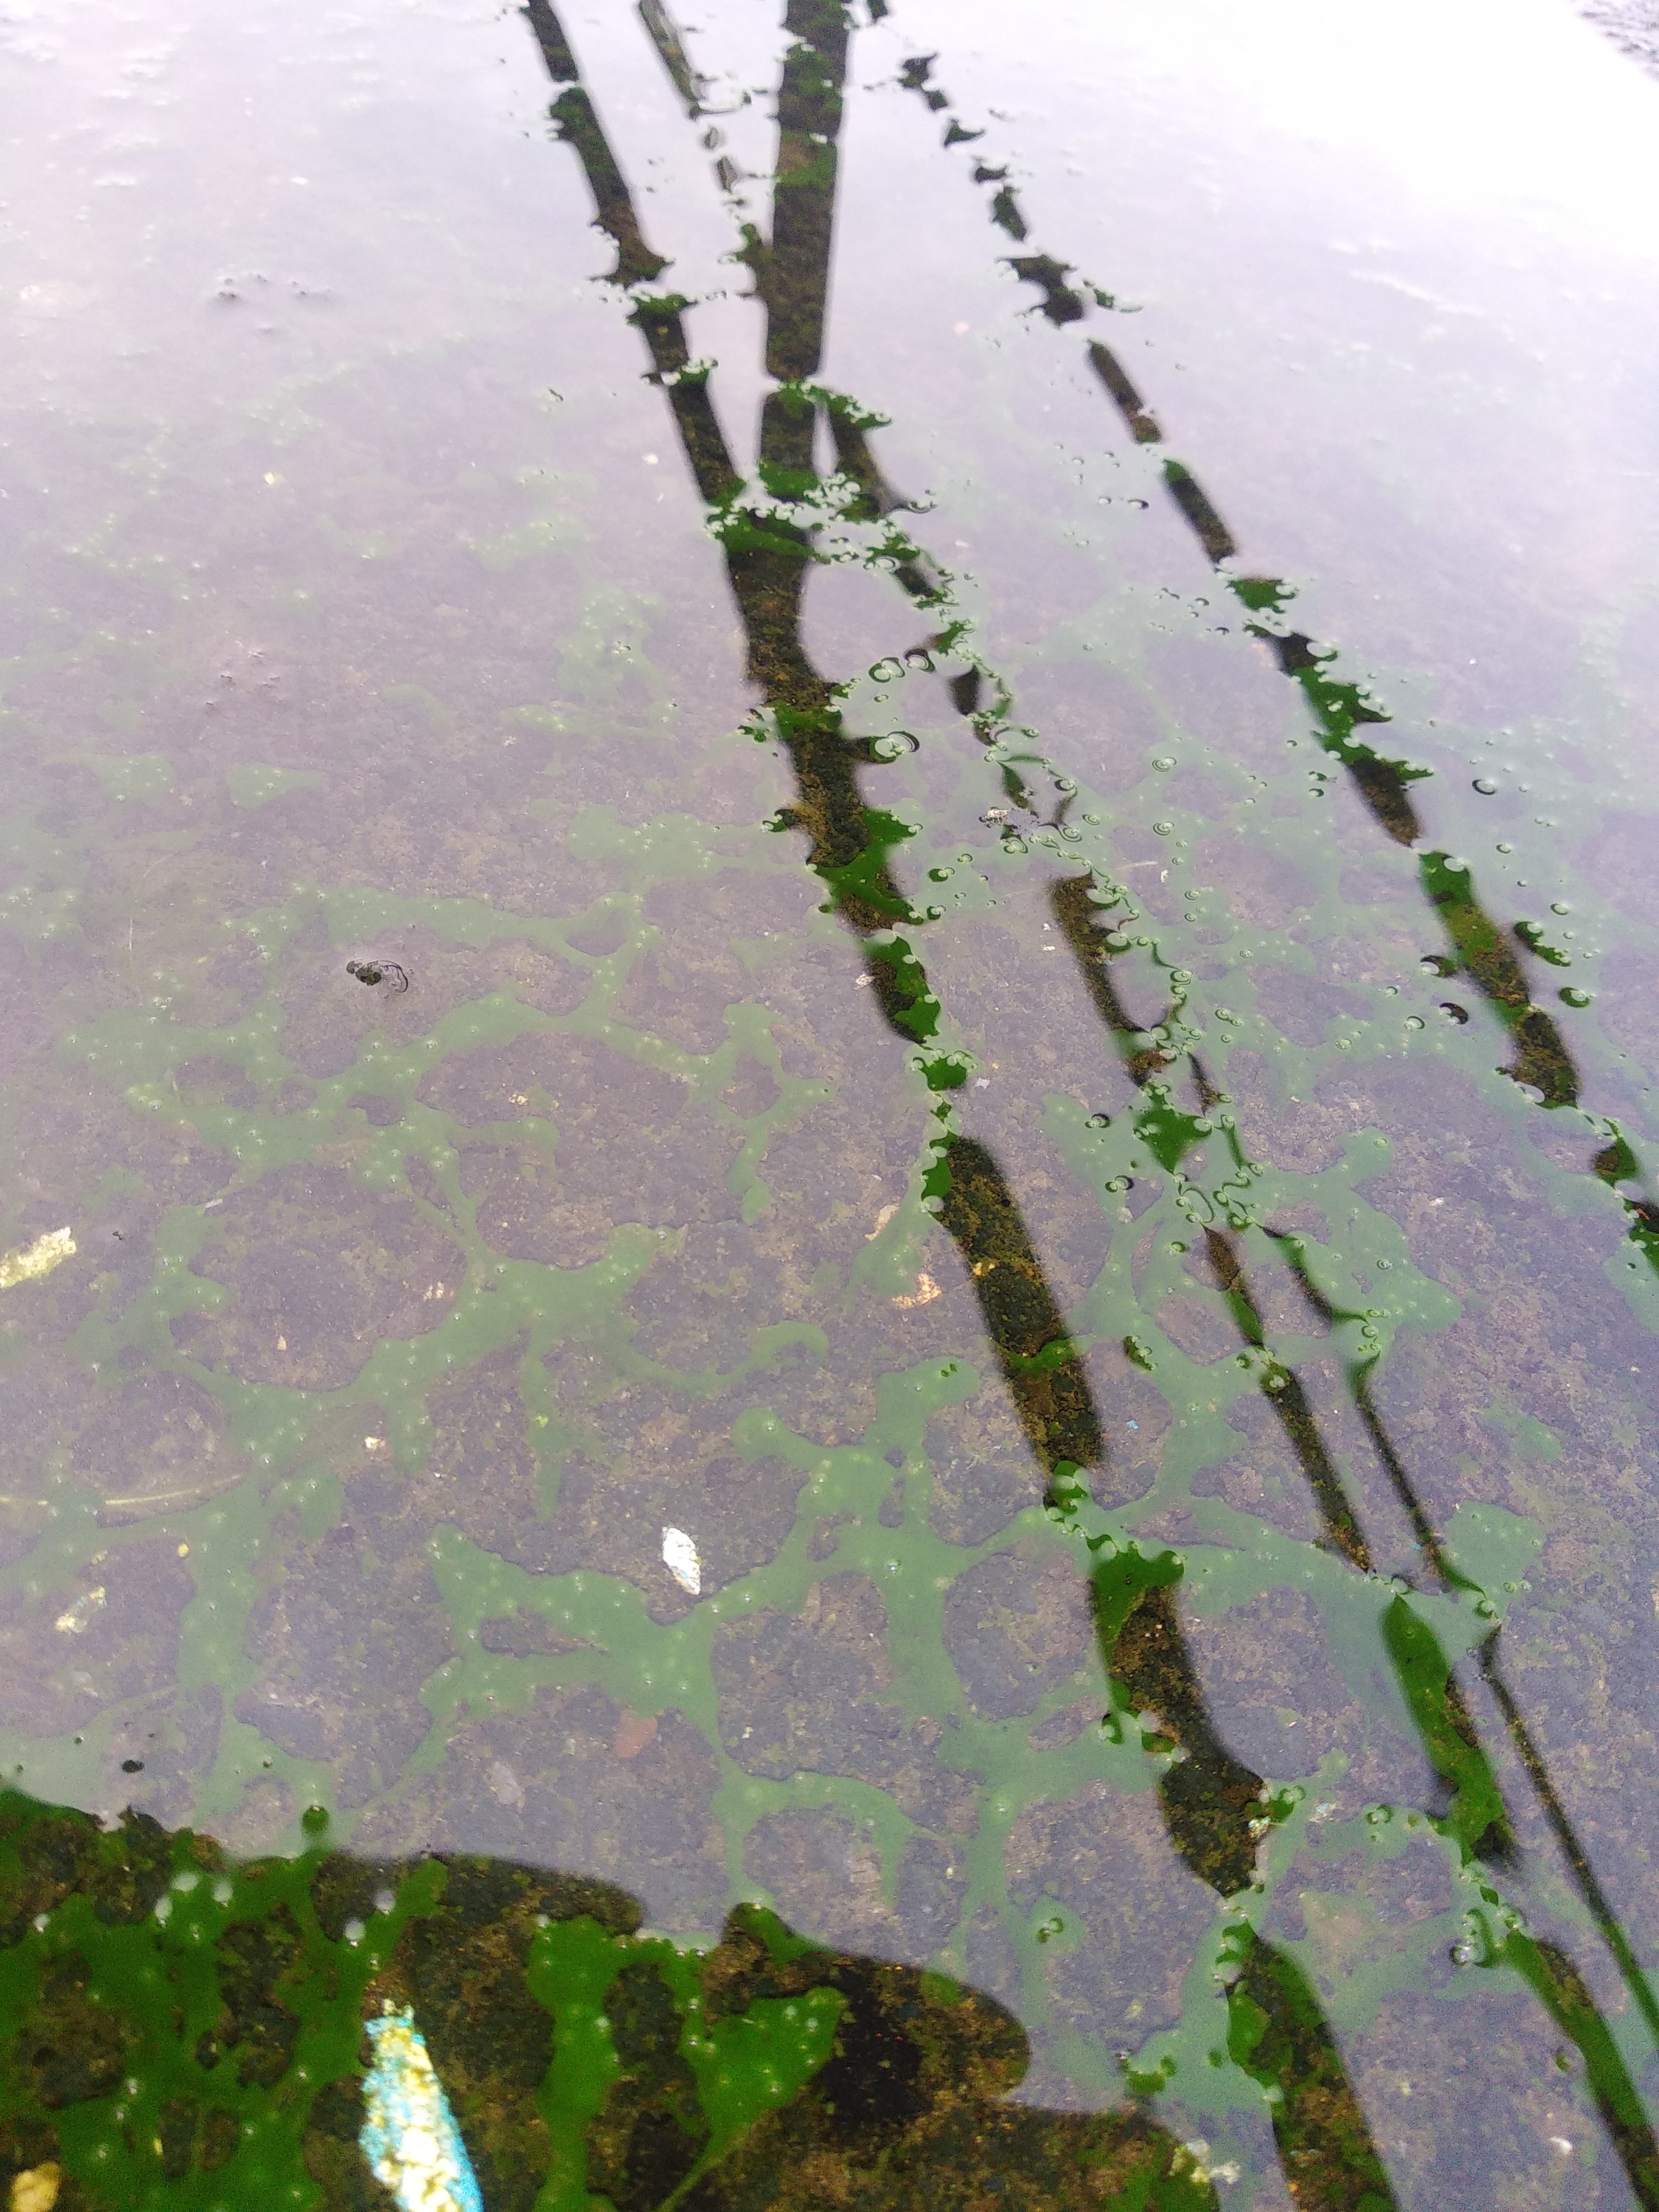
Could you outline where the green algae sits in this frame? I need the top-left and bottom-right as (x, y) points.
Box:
(0, 1), (1657, 2206)
(0, 1796), (1217, 2210)
(227, 768), (328, 813)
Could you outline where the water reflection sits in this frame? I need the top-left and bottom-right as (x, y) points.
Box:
(544, 0), (1102, 1492)
(533, 1), (1659, 2199)
(2, 0), (1659, 2202)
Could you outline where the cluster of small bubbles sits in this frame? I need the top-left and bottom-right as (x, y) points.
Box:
(1105, 1176), (1132, 1194)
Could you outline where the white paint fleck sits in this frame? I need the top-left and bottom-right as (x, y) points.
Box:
(663, 1526), (701, 1595)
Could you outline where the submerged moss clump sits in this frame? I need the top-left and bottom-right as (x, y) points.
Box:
(0, 1792), (1213, 2210)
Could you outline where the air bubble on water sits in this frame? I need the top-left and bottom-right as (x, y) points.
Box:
(1560, 987), (1593, 1008)
(1152, 820), (1173, 837)
(1405, 1016), (1425, 1030)
(868, 657), (905, 684)
(1550, 901), (1572, 915)
(1153, 756), (1175, 771)
(1473, 778), (1497, 795)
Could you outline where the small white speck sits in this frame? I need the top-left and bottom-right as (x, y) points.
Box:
(1550, 2137), (1574, 2155)
(663, 1526), (701, 1594)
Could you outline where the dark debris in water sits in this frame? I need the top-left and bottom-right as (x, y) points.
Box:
(345, 960), (410, 994)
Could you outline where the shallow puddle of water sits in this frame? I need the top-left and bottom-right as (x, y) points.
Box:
(4, 0), (1659, 2205)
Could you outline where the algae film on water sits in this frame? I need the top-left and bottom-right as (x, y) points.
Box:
(3, 0), (1659, 2206)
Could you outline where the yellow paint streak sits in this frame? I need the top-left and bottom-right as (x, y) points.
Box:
(0, 1227), (75, 1290)
(11, 2163), (62, 2212)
